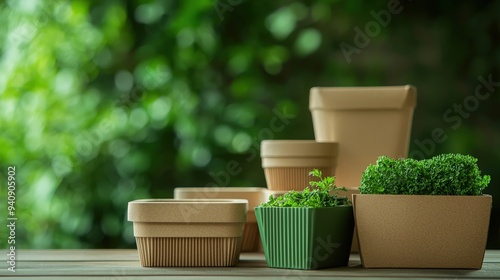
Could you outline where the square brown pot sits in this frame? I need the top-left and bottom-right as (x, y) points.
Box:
(173, 187), (268, 252)
(353, 194), (492, 269)
(309, 86), (416, 188)
(128, 199), (247, 267)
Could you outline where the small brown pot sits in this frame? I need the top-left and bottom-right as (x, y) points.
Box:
(173, 187), (268, 252)
(309, 86), (416, 187)
(260, 140), (338, 191)
(128, 199), (247, 267)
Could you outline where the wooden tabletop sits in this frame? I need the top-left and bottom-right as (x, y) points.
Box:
(2, 250), (500, 279)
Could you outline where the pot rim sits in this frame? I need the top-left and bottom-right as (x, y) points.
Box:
(255, 205), (353, 209)
(261, 140), (338, 157)
(128, 199), (248, 223)
(174, 187), (267, 193)
(309, 85), (416, 110)
(173, 187), (269, 209)
(131, 198), (249, 204)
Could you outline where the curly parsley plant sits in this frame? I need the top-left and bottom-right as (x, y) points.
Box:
(261, 169), (351, 207)
(360, 154), (490, 195)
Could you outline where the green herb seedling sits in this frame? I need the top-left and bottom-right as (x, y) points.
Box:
(261, 169), (351, 207)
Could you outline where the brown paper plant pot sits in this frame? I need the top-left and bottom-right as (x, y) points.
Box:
(353, 194), (492, 269)
(309, 86), (416, 187)
(260, 140), (338, 191)
(173, 187), (268, 252)
(127, 199), (247, 267)
(355, 153), (492, 268)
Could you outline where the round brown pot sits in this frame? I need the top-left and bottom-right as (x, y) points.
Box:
(260, 140), (338, 191)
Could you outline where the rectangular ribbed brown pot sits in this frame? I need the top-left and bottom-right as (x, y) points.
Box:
(128, 199), (247, 267)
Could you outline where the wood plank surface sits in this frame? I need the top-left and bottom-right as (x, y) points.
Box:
(1, 250), (500, 279)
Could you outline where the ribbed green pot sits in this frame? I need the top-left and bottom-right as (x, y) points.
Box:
(255, 206), (354, 270)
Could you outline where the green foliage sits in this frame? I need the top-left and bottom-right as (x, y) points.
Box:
(360, 154), (491, 195)
(260, 169), (351, 207)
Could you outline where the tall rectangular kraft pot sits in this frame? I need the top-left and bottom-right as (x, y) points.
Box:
(353, 194), (492, 269)
(309, 86), (416, 187)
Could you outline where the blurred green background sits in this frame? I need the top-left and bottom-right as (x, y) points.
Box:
(0, 0), (499, 249)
